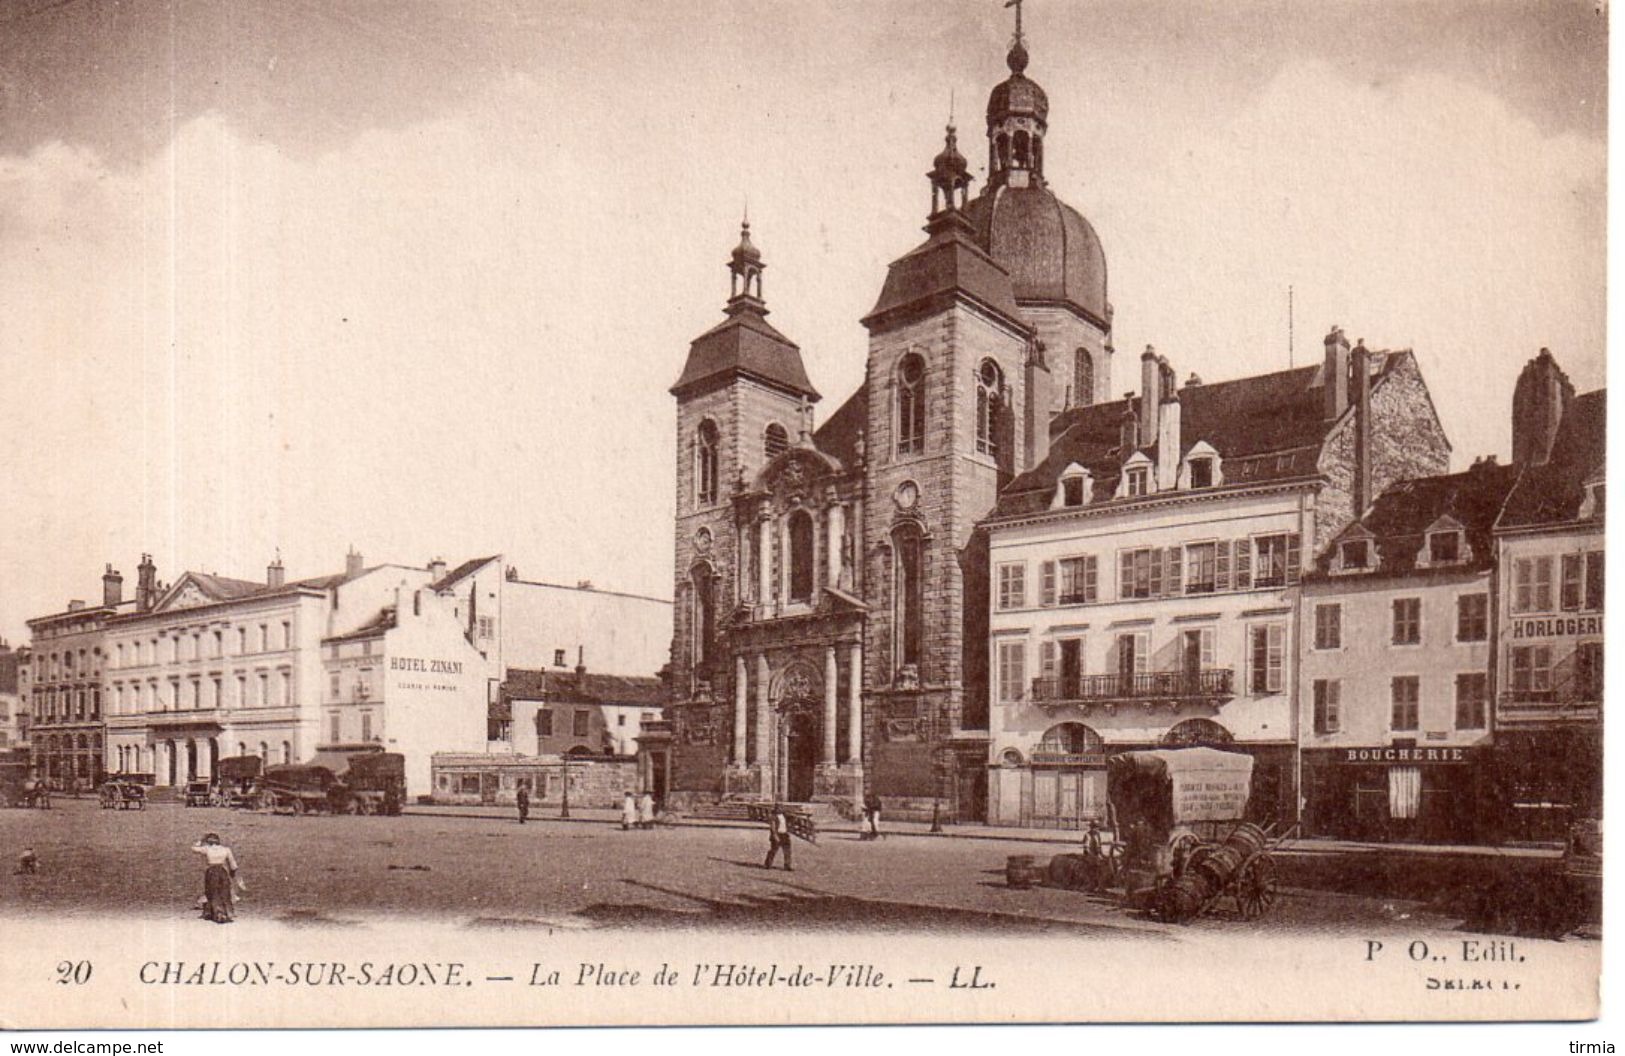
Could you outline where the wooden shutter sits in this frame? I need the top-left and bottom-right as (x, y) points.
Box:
(1135, 631), (1151, 674)
(1149, 548), (1164, 597)
(1286, 533), (1302, 584)
(1234, 539), (1252, 589)
(1267, 623), (1285, 693)
(1041, 561), (1057, 606)
(1119, 551), (1133, 599)
(1200, 627), (1216, 667)
(1215, 542), (1230, 592)
(1084, 556), (1099, 602)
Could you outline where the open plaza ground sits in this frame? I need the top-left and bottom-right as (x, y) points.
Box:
(0, 797), (1592, 945)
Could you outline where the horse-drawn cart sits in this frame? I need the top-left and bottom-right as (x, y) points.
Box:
(98, 780), (147, 810)
(1107, 747), (1283, 923)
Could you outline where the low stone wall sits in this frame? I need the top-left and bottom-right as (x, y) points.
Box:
(430, 753), (641, 808)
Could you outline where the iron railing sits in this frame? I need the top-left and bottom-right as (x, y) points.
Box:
(1030, 668), (1234, 704)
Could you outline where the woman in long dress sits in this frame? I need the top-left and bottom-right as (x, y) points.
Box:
(191, 833), (241, 923)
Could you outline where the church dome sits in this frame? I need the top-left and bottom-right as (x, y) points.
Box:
(964, 180), (1108, 325)
(971, 33), (1108, 326)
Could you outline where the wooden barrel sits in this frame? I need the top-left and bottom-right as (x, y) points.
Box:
(1045, 853), (1078, 889)
(1224, 823), (1269, 859)
(1006, 855), (1039, 889)
(1196, 845), (1245, 886)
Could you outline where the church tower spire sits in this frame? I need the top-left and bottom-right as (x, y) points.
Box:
(726, 217), (766, 312)
(987, 0), (1048, 189)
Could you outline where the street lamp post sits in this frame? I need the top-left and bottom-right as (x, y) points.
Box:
(560, 752), (571, 819)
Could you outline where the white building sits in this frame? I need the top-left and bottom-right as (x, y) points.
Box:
(103, 552), (432, 786)
(981, 337), (1450, 828)
(1299, 460), (1517, 843)
(320, 585), (495, 797)
(427, 557), (671, 680)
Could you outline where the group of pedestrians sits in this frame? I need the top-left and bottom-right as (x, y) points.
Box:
(621, 790), (657, 830)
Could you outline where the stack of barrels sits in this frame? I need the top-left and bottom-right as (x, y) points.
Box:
(1156, 823), (1268, 923)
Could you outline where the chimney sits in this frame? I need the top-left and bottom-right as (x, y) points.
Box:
(102, 564), (123, 607)
(1323, 326), (1350, 420)
(1511, 348), (1574, 466)
(1352, 339), (1372, 516)
(267, 556), (285, 589)
(136, 553), (157, 612)
(428, 557), (447, 581)
(67, 600), (85, 613)
(575, 645), (587, 677)
(1024, 340), (1054, 471)
(1139, 347), (1160, 448)
(1157, 391), (1182, 490)
(345, 547), (365, 578)
(1119, 403), (1139, 457)
(1158, 356), (1175, 403)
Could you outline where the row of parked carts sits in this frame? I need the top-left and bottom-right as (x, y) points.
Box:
(90, 749), (408, 816)
(1005, 747), (1288, 924)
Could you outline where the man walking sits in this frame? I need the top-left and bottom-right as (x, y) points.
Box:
(516, 782), (530, 825)
(763, 803), (793, 872)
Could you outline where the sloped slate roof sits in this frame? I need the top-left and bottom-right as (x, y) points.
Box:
(322, 607), (398, 644)
(429, 556), (500, 592)
(990, 353), (1403, 519)
(503, 668), (667, 707)
(1311, 461), (1521, 579)
(670, 306), (819, 401)
(1499, 388), (1606, 530)
(811, 385), (867, 470)
(863, 214), (1023, 330)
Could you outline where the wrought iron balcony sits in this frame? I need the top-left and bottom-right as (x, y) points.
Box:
(1029, 668), (1234, 707)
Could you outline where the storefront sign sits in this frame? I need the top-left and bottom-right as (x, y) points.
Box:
(1511, 615), (1601, 639)
(389, 656), (465, 675)
(1341, 747), (1471, 765)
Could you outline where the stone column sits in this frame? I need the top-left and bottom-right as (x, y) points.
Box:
(757, 518), (772, 608)
(827, 504), (845, 589)
(732, 655), (748, 766)
(822, 646), (838, 765)
(847, 641), (863, 767)
(754, 654), (772, 772)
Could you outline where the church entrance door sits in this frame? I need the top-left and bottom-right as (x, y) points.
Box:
(781, 708), (818, 802)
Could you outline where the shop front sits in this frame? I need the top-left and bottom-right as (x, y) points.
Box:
(1488, 727), (1602, 844)
(1302, 745), (1488, 844)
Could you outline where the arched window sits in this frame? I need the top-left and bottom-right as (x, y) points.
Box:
(1162, 718), (1234, 748)
(788, 510), (815, 602)
(1013, 130), (1031, 169)
(892, 523), (924, 670)
(691, 564), (716, 668)
(259, 741), (269, 762)
(695, 420), (720, 506)
(1038, 722), (1104, 757)
(764, 422), (789, 461)
(1074, 348), (1094, 406)
(282, 741), (292, 764)
(896, 354), (925, 455)
(995, 133), (1010, 172)
(976, 360), (1003, 458)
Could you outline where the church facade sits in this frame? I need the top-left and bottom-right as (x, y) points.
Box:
(664, 31), (1115, 818)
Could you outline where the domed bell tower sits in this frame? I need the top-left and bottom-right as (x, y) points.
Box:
(670, 223), (820, 709)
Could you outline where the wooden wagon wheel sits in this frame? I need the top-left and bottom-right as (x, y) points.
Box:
(1235, 854), (1278, 919)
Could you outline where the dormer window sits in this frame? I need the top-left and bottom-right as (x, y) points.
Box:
(1427, 530), (1461, 565)
(1188, 457), (1214, 489)
(1126, 468), (1149, 497)
(1054, 465), (1093, 509)
(1341, 539), (1370, 570)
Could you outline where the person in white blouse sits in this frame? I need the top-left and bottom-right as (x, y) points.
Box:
(190, 833), (242, 923)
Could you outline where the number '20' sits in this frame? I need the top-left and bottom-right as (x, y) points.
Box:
(55, 960), (91, 985)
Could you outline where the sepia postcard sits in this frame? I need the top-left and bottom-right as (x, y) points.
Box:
(0, 0), (1606, 1031)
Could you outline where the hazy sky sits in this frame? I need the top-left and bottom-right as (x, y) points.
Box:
(0, 0), (1607, 643)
